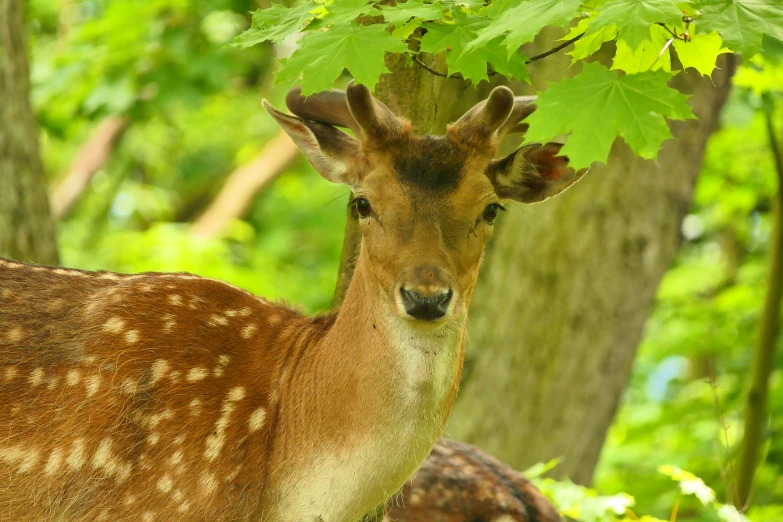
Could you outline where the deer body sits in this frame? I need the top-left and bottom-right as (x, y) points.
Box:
(0, 83), (585, 521)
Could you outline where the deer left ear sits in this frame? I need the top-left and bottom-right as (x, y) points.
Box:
(487, 143), (587, 204)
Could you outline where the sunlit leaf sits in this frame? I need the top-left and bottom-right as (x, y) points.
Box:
(524, 63), (694, 168)
(276, 24), (407, 95)
(588, 0), (683, 50)
(696, 0), (783, 58)
(672, 32), (731, 76)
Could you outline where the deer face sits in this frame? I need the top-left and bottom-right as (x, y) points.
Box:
(266, 84), (585, 325)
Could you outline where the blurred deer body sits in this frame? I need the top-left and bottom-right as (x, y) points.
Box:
(0, 83), (585, 522)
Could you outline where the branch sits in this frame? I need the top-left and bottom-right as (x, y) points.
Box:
(411, 33), (585, 79)
(525, 32), (584, 64)
(190, 131), (299, 238)
(49, 116), (129, 219)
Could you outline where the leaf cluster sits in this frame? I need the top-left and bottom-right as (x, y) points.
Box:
(235, 0), (783, 169)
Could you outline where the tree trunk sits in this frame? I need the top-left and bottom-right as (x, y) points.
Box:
(447, 56), (735, 484)
(735, 96), (783, 510)
(0, 0), (58, 265)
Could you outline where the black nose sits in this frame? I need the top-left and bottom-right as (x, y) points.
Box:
(400, 287), (453, 321)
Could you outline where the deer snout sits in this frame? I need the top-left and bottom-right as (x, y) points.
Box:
(398, 265), (454, 321)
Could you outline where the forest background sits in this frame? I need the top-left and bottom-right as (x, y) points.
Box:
(2, 0), (782, 521)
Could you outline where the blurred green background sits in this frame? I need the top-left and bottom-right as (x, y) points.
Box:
(21, 0), (781, 520)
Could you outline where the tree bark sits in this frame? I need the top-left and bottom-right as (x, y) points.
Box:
(447, 57), (736, 484)
(735, 97), (783, 510)
(0, 0), (58, 265)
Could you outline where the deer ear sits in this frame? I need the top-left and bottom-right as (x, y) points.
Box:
(487, 143), (587, 204)
(264, 100), (361, 186)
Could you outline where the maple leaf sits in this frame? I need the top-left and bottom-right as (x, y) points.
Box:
(421, 11), (528, 84)
(232, 3), (315, 47)
(276, 24), (408, 95)
(564, 15), (617, 63)
(524, 63), (695, 168)
(588, 0), (683, 50)
(464, 0), (583, 55)
(381, 0), (445, 26)
(696, 0), (783, 58)
(672, 32), (731, 76)
(612, 24), (673, 74)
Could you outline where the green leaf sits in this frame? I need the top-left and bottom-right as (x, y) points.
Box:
(564, 16), (617, 63)
(696, 0), (783, 57)
(464, 0), (583, 56)
(588, 0), (684, 50)
(421, 12), (528, 83)
(317, 0), (380, 26)
(276, 24), (408, 95)
(232, 3), (315, 47)
(673, 32), (731, 76)
(524, 62), (694, 168)
(612, 24), (673, 73)
(381, 0), (445, 26)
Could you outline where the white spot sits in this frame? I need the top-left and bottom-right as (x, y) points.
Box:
(92, 438), (114, 470)
(4, 367), (17, 381)
(169, 370), (181, 383)
(124, 495), (136, 505)
(124, 330), (140, 344)
(224, 309), (238, 317)
(157, 475), (173, 493)
(173, 434), (186, 446)
(239, 307), (252, 317)
(213, 367), (224, 378)
(173, 489), (184, 502)
(66, 438), (86, 469)
(148, 409), (173, 428)
(66, 369), (81, 386)
(44, 447), (64, 475)
(177, 501), (191, 513)
(268, 314), (282, 326)
(116, 461), (132, 483)
(162, 314), (176, 333)
(228, 386), (246, 402)
(120, 377), (138, 395)
(150, 360), (169, 384)
(248, 407), (267, 433)
(99, 273), (121, 280)
(169, 450), (183, 467)
(28, 368), (44, 387)
(241, 324), (258, 339)
(18, 448), (40, 473)
(204, 387), (245, 461)
(186, 367), (208, 382)
(217, 355), (230, 366)
(142, 511), (156, 522)
(200, 471), (218, 494)
(85, 375), (101, 397)
(189, 398), (202, 416)
(168, 294), (183, 306)
(208, 314), (229, 326)
(6, 326), (23, 342)
(103, 317), (125, 333)
(147, 433), (160, 446)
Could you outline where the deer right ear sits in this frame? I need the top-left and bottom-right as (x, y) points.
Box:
(263, 100), (361, 186)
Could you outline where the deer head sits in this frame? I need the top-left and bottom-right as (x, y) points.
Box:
(265, 83), (585, 325)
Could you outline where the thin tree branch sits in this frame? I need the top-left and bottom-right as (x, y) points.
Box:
(411, 32), (586, 79)
(525, 32), (584, 63)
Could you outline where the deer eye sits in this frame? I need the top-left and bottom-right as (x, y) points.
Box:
(354, 197), (372, 218)
(482, 203), (505, 224)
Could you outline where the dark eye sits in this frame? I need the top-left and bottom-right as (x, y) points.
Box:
(354, 197), (372, 218)
(483, 203), (505, 224)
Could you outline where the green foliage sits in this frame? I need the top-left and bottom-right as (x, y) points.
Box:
(234, 0), (782, 169)
(524, 63), (694, 167)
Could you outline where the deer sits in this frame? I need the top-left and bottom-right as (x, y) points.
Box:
(0, 82), (585, 522)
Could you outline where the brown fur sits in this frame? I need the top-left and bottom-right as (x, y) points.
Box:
(0, 85), (585, 522)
